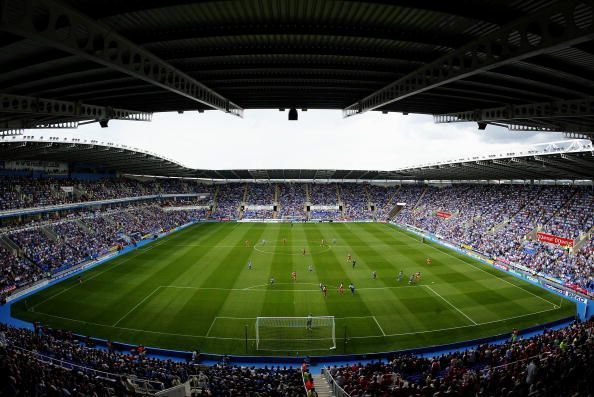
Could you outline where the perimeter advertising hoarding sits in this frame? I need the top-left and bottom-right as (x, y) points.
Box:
(436, 211), (452, 219)
(536, 232), (574, 248)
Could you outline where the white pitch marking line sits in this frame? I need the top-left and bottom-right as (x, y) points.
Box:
(393, 227), (560, 308)
(373, 316), (386, 336)
(113, 286), (162, 327)
(205, 317), (217, 337)
(33, 305), (562, 341)
(424, 285), (478, 325)
(31, 249), (146, 311)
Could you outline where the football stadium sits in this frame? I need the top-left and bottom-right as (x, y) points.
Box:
(0, 1), (593, 396)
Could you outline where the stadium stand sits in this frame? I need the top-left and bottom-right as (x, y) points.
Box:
(278, 183), (307, 221)
(0, 322), (304, 396)
(1, 179), (592, 299)
(1, 319), (592, 396)
(324, 319), (594, 397)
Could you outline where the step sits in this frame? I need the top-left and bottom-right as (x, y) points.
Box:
(312, 374), (334, 397)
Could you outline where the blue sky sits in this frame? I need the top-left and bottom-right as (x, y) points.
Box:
(55, 109), (566, 170)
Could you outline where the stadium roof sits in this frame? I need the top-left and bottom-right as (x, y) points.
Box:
(1, 135), (592, 181)
(0, 0), (593, 136)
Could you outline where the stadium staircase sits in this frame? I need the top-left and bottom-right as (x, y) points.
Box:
(0, 235), (20, 253)
(305, 184), (311, 220)
(273, 184), (280, 219)
(488, 187), (543, 234)
(413, 185), (428, 209)
(525, 188), (579, 240)
(75, 219), (92, 233)
(380, 185), (401, 219)
(211, 185), (220, 216)
(242, 183), (249, 202)
(387, 202), (406, 220)
(573, 225), (593, 251)
(336, 184), (344, 218)
(313, 373), (334, 397)
(41, 225), (58, 241)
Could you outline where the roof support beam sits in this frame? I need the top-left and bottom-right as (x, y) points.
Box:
(0, 94), (152, 121)
(433, 96), (594, 123)
(0, 0), (243, 117)
(343, 0), (594, 117)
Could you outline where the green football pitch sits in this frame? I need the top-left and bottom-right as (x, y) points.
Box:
(12, 222), (575, 356)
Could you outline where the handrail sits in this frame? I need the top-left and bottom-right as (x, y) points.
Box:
(9, 344), (164, 392)
(322, 367), (351, 397)
(300, 364), (309, 396)
(483, 352), (550, 373)
(0, 193), (207, 218)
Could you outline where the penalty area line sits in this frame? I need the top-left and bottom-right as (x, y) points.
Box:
(205, 317), (217, 337)
(113, 286), (162, 327)
(423, 285), (478, 325)
(30, 249), (147, 312)
(373, 316), (386, 336)
(394, 227), (560, 309)
(31, 306), (562, 342)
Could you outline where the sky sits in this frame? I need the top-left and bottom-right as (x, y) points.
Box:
(54, 109), (567, 170)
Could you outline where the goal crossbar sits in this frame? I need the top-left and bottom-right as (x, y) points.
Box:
(255, 316), (336, 351)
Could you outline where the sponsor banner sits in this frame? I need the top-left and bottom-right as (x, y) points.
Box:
(543, 283), (564, 295)
(7, 280), (49, 302)
(494, 263), (509, 272)
(565, 283), (588, 295)
(565, 290), (588, 303)
(310, 205), (339, 210)
(461, 244), (473, 250)
(536, 232), (574, 248)
(496, 257), (511, 265)
(526, 275), (539, 284)
(2, 285), (16, 294)
(436, 211), (452, 219)
(163, 205), (210, 211)
(238, 218), (278, 223)
(60, 186), (74, 193)
(244, 205), (274, 210)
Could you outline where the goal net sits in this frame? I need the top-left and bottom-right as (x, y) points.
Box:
(255, 316), (336, 352)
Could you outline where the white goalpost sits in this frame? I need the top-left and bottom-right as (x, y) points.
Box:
(255, 316), (336, 352)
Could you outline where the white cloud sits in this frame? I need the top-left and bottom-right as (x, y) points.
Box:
(48, 110), (566, 170)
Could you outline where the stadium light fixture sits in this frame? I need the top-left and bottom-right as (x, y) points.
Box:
(288, 107), (298, 121)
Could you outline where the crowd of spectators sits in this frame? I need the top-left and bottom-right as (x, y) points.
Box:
(243, 209), (276, 219)
(211, 184), (244, 219)
(246, 184), (274, 206)
(1, 205), (204, 294)
(340, 184), (372, 220)
(0, 246), (42, 294)
(278, 183), (306, 220)
(367, 185), (396, 220)
(1, 180), (593, 293)
(309, 184), (338, 205)
(396, 185), (594, 292)
(327, 319), (594, 397)
(0, 323), (304, 396)
(1, 318), (592, 396)
(0, 177), (212, 211)
(242, 184), (275, 219)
